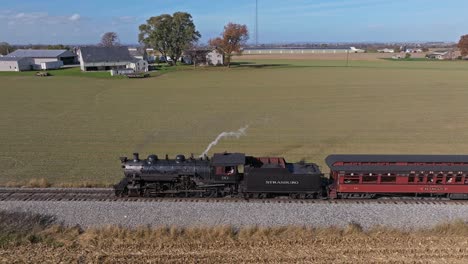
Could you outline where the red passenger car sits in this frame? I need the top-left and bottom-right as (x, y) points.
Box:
(326, 155), (468, 199)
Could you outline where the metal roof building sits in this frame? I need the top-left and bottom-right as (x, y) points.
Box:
(78, 46), (148, 72)
(6, 49), (76, 65)
(6, 49), (75, 58)
(0, 57), (33, 72)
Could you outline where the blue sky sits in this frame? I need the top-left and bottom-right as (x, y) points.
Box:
(1, 0), (467, 44)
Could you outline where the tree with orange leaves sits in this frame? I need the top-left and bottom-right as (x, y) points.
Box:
(458, 35), (468, 57)
(209, 23), (249, 67)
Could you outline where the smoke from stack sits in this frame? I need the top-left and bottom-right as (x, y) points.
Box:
(200, 125), (249, 157)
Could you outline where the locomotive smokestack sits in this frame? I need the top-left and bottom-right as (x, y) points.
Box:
(133, 153), (139, 162)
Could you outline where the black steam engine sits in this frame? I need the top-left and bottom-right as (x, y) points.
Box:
(114, 152), (325, 198)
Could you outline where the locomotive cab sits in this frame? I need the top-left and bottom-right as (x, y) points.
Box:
(211, 152), (245, 183)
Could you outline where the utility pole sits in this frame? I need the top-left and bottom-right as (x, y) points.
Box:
(255, 0), (258, 46)
(346, 49), (349, 67)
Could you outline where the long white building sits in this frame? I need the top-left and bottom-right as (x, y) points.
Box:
(0, 49), (77, 71)
(0, 57), (33, 72)
(243, 47), (353, 55)
(6, 49), (76, 65)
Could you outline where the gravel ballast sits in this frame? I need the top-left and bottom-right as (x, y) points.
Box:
(0, 200), (467, 229)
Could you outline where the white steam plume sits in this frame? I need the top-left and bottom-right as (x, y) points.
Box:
(200, 125), (249, 157)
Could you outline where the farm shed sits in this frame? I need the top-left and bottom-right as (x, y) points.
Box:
(0, 57), (33, 71)
(78, 46), (148, 72)
(6, 49), (76, 65)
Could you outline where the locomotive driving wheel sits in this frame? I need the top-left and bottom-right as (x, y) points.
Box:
(176, 176), (197, 197)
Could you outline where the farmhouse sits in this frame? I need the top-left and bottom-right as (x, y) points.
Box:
(0, 57), (33, 71)
(6, 49), (76, 65)
(78, 46), (148, 72)
(206, 49), (223, 65)
(184, 49), (224, 66)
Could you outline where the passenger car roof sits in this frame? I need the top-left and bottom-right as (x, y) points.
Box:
(326, 154), (468, 172)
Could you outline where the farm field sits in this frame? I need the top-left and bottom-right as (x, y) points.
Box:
(1, 212), (468, 263)
(1, 59), (468, 185)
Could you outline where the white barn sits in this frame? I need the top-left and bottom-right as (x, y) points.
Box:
(0, 57), (33, 71)
(78, 46), (148, 72)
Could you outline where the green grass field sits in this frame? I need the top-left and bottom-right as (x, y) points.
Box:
(1, 59), (468, 185)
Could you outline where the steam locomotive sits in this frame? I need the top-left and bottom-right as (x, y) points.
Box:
(114, 152), (324, 198)
(115, 152), (468, 199)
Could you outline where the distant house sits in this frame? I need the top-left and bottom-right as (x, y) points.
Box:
(426, 50), (460, 60)
(78, 46), (148, 72)
(377, 48), (395, 53)
(184, 49), (224, 66)
(0, 57), (33, 72)
(426, 52), (447, 60)
(6, 49), (76, 65)
(404, 48), (423, 53)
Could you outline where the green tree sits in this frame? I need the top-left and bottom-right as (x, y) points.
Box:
(139, 12), (200, 65)
(0, 42), (13, 55)
(209, 23), (249, 67)
(458, 34), (468, 57)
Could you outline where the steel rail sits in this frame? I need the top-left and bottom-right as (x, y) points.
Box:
(0, 188), (467, 204)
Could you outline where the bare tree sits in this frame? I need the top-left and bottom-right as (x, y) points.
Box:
(0, 42), (13, 55)
(100, 32), (120, 47)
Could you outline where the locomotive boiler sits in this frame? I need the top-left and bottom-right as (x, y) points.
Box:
(114, 152), (325, 198)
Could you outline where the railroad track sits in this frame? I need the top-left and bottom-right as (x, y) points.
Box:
(0, 188), (468, 204)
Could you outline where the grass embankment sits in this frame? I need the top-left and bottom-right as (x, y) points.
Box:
(0, 211), (467, 263)
(2, 59), (468, 186)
